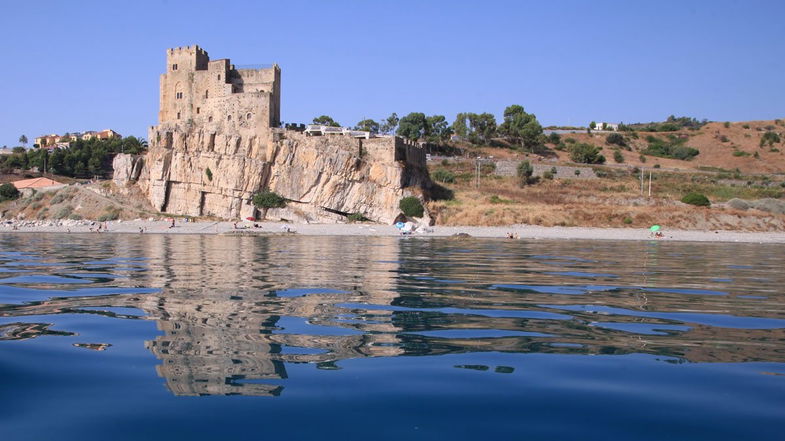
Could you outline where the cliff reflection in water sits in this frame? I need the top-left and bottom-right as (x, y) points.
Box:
(1, 234), (784, 397)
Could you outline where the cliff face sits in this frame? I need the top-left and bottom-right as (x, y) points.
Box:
(113, 123), (431, 223)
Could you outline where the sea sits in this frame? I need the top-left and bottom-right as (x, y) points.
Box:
(1, 233), (783, 441)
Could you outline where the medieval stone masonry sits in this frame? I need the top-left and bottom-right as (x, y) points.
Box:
(114, 45), (430, 223)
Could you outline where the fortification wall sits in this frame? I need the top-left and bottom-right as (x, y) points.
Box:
(115, 45), (431, 223)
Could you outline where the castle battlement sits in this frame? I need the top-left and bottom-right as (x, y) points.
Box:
(158, 46), (280, 131)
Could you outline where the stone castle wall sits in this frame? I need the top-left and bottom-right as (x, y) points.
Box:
(114, 45), (431, 223)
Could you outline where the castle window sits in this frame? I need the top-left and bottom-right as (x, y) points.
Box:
(217, 74), (221, 80)
(208, 116), (213, 122)
(172, 64), (178, 71)
(175, 92), (183, 99)
(204, 90), (209, 99)
(196, 107), (200, 114)
(177, 112), (180, 119)
(227, 115), (232, 121)
(246, 113), (252, 120)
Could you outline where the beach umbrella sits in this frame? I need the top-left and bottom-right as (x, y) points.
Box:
(246, 217), (256, 221)
(649, 225), (661, 232)
(394, 222), (405, 229)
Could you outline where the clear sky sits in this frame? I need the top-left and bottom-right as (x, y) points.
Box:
(1, 0), (783, 147)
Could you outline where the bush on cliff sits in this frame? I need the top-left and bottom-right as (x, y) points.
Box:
(0, 183), (20, 202)
(681, 192), (711, 207)
(399, 196), (424, 218)
(253, 191), (287, 209)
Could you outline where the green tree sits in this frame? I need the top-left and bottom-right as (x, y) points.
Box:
(18, 135), (28, 147)
(379, 113), (399, 134)
(613, 149), (625, 163)
(312, 115), (340, 127)
(606, 132), (626, 147)
(355, 119), (380, 134)
(498, 105), (543, 150)
(589, 121), (597, 130)
(452, 113), (470, 138)
(426, 115), (452, 143)
(252, 191), (287, 220)
(516, 160), (534, 187)
(0, 183), (20, 202)
(468, 113), (497, 145)
(397, 112), (428, 141)
(569, 143), (606, 164)
(399, 196), (424, 217)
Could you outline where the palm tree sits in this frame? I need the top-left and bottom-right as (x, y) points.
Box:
(18, 135), (27, 147)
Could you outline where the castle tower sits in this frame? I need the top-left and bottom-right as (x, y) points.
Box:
(158, 45), (280, 130)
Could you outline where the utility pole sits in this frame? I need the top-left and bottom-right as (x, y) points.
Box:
(640, 167), (644, 195)
(648, 170), (652, 197)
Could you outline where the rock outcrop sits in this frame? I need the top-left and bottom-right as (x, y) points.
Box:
(114, 123), (432, 223)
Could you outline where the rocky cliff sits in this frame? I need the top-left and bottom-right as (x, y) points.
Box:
(113, 123), (432, 223)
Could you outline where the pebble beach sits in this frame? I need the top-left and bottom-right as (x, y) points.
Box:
(2, 218), (785, 243)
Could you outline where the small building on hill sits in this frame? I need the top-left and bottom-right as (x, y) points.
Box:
(12, 177), (66, 195)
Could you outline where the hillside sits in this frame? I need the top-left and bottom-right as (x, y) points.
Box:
(465, 118), (785, 175)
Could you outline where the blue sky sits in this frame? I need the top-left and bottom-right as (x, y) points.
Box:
(1, 0), (783, 147)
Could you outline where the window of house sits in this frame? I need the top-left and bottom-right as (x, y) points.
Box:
(172, 64), (178, 71)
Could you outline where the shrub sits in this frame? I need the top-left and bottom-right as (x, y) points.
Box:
(568, 143), (605, 164)
(719, 135), (729, 143)
(733, 150), (750, 157)
(542, 170), (554, 180)
(564, 137), (576, 144)
(205, 167), (213, 181)
(69, 213), (83, 220)
(723, 122), (731, 128)
(441, 159), (450, 166)
(742, 124), (750, 129)
(548, 132), (561, 144)
(432, 168), (455, 183)
(653, 164), (661, 169)
(516, 160), (534, 186)
(253, 191), (286, 209)
(346, 213), (368, 222)
(606, 133), (626, 147)
(623, 217), (633, 225)
(613, 150), (624, 163)
(681, 192), (711, 207)
(50, 192), (70, 204)
(642, 135), (699, 160)
(0, 183), (20, 202)
(760, 131), (781, 147)
(54, 205), (73, 219)
(489, 195), (513, 204)
(399, 196), (424, 217)
(574, 169), (581, 176)
(639, 154), (647, 163)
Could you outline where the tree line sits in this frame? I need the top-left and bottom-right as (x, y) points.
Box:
(312, 104), (545, 151)
(0, 136), (147, 178)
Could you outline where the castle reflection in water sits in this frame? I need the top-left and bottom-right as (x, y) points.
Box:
(1, 234), (783, 397)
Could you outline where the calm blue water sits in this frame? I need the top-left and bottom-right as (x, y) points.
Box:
(1, 234), (784, 441)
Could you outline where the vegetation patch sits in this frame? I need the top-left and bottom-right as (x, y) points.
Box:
(253, 191), (287, 209)
(681, 192), (711, 207)
(399, 196), (424, 217)
(0, 183), (20, 202)
(642, 135), (699, 160)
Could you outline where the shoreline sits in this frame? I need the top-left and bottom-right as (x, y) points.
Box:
(2, 219), (785, 243)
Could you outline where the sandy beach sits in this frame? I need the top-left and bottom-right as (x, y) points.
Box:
(2, 218), (784, 243)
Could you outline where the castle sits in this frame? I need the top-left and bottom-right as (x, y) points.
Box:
(114, 45), (430, 223)
(159, 45), (280, 134)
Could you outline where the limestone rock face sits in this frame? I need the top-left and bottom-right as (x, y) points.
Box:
(114, 123), (431, 223)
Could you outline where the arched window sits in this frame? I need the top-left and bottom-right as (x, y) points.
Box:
(174, 82), (183, 100)
(204, 90), (209, 99)
(176, 112), (180, 119)
(227, 115), (232, 121)
(246, 113), (252, 120)
(208, 116), (213, 122)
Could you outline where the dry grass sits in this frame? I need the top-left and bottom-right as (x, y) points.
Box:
(427, 171), (785, 231)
